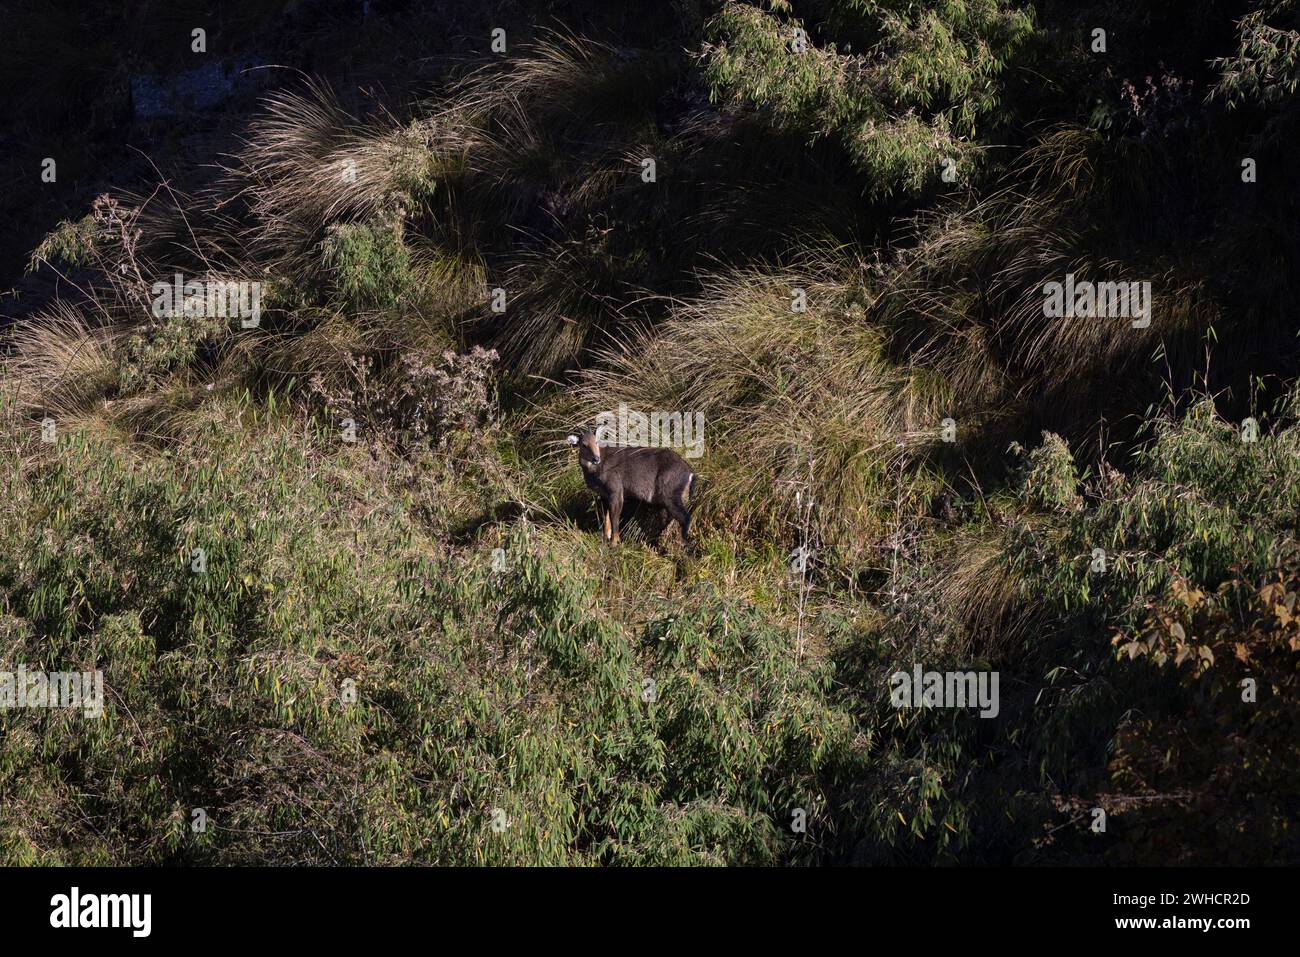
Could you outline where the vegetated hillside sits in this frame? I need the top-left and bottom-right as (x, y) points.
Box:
(1, 0), (1297, 865)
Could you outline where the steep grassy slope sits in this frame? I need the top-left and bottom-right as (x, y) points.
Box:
(2, 0), (1298, 864)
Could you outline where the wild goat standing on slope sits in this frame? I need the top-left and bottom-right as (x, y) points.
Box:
(566, 429), (697, 547)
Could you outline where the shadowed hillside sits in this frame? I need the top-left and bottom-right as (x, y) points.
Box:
(2, 0), (1297, 865)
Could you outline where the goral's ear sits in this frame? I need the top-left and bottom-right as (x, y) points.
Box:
(566, 434), (579, 446)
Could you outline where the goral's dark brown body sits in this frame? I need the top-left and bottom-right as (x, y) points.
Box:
(572, 435), (697, 546)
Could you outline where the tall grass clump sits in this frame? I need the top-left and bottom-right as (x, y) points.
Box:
(550, 256), (952, 573)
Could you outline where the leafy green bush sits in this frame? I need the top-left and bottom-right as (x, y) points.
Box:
(1008, 431), (1081, 513)
(0, 396), (868, 864)
(701, 0), (1035, 196)
(318, 222), (415, 312)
